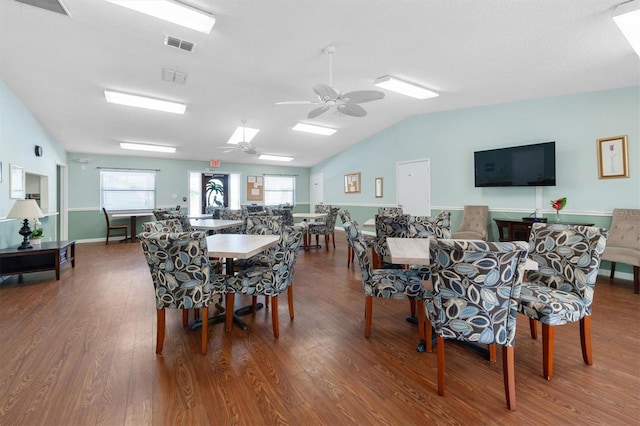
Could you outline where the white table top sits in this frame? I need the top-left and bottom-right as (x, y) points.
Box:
(190, 219), (243, 231)
(293, 212), (326, 220)
(206, 234), (280, 259)
(363, 218), (375, 227)
(187, 213), (213, 220)
(112, 211), (153, 218)
(387, 237), (430, 265)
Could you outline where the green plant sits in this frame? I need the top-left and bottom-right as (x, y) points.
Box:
(29, 218), (43, 239)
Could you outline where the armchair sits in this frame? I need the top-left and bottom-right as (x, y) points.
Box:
(601, 208), (639, 294)
(451, 205), (488, 240)
(141, 219), (183, 233)
(372, 214), (413, 268)
(308, 206), (340, 251)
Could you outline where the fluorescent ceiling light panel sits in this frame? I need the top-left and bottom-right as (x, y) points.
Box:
(373, 76), (439, 100)
(613, 0), (640, 56)
(106, 0), (215, 34)
(104, 90), (186, 114)
(120, 142), (176, 153)
(293, 123), (337, 136)
(227, 126), (260, 144)
(258, 154), (294, 162)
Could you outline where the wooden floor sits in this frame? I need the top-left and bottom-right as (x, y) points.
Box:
(1, 234), (639, 425)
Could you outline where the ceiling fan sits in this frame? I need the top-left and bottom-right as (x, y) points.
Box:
(276, 45), (384, 118)
(216, 121), (259, 155)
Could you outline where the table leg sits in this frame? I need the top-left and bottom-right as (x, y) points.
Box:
(130, 216), (138, 242)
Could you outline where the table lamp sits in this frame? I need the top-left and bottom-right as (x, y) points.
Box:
(7, 199), (45, 250)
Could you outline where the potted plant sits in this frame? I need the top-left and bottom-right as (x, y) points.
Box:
(29, 218), (43, 245)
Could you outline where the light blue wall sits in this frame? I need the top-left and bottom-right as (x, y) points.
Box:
(0, 80), (67, 248)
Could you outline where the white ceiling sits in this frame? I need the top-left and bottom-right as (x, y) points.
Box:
(1, 0), (638, 167)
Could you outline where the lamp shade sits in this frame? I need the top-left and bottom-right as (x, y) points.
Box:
(7, 199), (44, 220)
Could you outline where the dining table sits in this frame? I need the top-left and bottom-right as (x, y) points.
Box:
(187, 213), (214, 220)
(111, 211), (154, 242)
(189, 218), (243, 232)
(292, 212), (326, 249)
(190, 233), (280, 331)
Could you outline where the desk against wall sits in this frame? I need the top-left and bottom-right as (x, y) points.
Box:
(493, 219), (595, 242)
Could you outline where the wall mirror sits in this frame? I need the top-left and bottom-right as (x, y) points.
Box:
(375, 177), (383, 198)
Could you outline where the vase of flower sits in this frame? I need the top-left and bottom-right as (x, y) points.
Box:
(29, 219), (44, 245)
(550, 197), (567, 223)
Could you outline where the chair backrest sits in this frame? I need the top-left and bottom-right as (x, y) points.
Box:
(315, 204), (331, 214)
(427, 237), (530, 347)
(454, 205), (489, 240)
(153, 208), (171, 221)
(245, 215), (283, 235)
(219, 208), (246, 233)
(374, 214), (413, 256)
(268, 207), (294, 226)
(141, 219), (183, 233)
(102, 208), (112, 227)
(606, 208), (639, 251)
(378, 207), (403, 215)
(138, 231), (220, 309)
(410, 211), (451, 239)
(326, 207), (340, 228)
(527, 223), (608, 309)
(338, 209), (351, 224)
(343, 221), (374, 282)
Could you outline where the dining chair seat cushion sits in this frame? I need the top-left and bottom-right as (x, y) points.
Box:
(518, 282), (588, 325)
(367, 269), (425, 299)
(408, 265), (430, 280)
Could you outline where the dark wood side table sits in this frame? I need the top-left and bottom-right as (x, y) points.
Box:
(0, 240), (76, 281)
(493, 220), (594, 242)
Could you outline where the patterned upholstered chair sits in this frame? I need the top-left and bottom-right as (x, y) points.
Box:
(378, 206), (403, 215)
(373, 214), (413, 269)
(234, 215), (284, 271)
(268, 206), (294, 227)
(451, 205), (489, 240)
(339, 209), (375, 268)
(226, 228), (304, 338)
(141, 219), (183, 233)
(138, 231), (225, 355)
(152, 208), (171, 221)
(219, 208), (246, 234)
(308, 206), (340, 251)
(518, 223), (608, 380)
(426, 237), (529, 410)
(343, 221), (428, 343)
(601, 208), (639, 294)
(163, 210), (192, 232)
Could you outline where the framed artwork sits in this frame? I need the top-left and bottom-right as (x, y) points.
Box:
(375, 177), (383, 198)
(597, 135), (629, 179)
(344, 172), (361, 193)
(10, 164), (25, 199)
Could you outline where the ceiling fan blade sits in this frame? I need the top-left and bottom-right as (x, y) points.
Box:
(341, 90), (385, 104)
(275, 100), (316, 105)
(313, 83), (338, 101)
(307, 105), (330, 119)
(337, 103), (367, 117)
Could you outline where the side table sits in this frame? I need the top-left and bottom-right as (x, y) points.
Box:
(0, 240), (76, 281)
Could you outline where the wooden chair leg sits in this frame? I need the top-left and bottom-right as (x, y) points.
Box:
(271, 296), (279, 338)
(489, 344), (497, 363)
(325, 235), (329, 251)
(364, 296), (373, 338)
(409, 299), (416, 317)
(416, 300), (425, 347)
(609, 262), (616, 280)
(156, 309), (165, 354)
(347, 247), (352, 267)
(182, 309), (189, 327)
(332, 233), (335, 249)
(425, 316), (433, 353)
(252, 296), (257, 312)
(542, 324), (555, 380)
(634, 266), (639, 295)
(201, 306), (208, 355)
(437, 336), (445, 396)
(264, 296), (270, 308)
(287, 285), (294, 319)
(225, 294), (235, 332)
(503, 346), (516, 411)
(580, 315), (593, 365)
(529, 318), (538, 339)
(194, 309), (200, 321)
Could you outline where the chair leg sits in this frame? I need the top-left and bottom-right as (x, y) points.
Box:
(529, 318), (538, 339)
(225, 294), (235, 332)
(409, 299), (416, 318)
(332, 233), (335, 249)
(252, 296), (257, 312)
(437, 336), (445, 396)
(609, 262), (616, 280)
(542, 324), (555, 380)
(156, 309), (165, 354)
(503, 346), (516, 411)
(364, 296), (373, 338)
(634, 266), (639, 295)
(416, 300), (425, 348)
(287, 285), (294, 319)
(580, 315), (593, 365)
(201, 306), (208, 355)
(182, 309), (189, 327)
(489, 344), (497, 362)
(325, 235), (329, 251)
(271, 296), (279, 338)
(347, 247), (352, 267)
(425, 316), (433, 353)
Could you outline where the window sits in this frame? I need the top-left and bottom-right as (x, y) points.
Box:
(100, 169), (156, 211)
(264, 175), (296, 206)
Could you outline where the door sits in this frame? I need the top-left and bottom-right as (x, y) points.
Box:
(202, 174), (229, 213)
(310, 173), (323, 212)
(397, 159), (430, 216)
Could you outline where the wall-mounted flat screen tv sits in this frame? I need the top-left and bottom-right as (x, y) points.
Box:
(474, 141), (556, 187)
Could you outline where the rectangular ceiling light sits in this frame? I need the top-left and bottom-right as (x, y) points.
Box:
(106, 0), (215, 34)
(227, 126), (260, 144)
(293, 123), (337, 136)
(373, 76), (439, 100)
(104, 90), (186, 114)
(120, 142), (176, 153)
(258, 154), (294, 162)
(613, 0), (640, 56)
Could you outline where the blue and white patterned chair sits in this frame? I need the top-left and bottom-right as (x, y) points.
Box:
(141, 219), (183, 233)
(139, 231), (226, 355)
(219, 208), (246, 234)
(518, 223), (608, 380)
(426, 237), (529, 410)
(226, 228), (304, 338)
(373, 214), (413, 269)
(308, 206), (340, 251)
(343, 221), (428, 343)
(339, 209), (375, 268)
(378, 206), (403, 215)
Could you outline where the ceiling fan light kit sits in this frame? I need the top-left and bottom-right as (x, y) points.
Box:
(373, 75), (439, 100)
(106, 0), (216, 34)
(293, 123), (337, 136)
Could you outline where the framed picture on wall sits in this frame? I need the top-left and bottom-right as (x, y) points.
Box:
(10, 164), (25, 199)
(344, 172), (361, 193)
(375, 177), (383, 198)
(597, 135), (628, 179)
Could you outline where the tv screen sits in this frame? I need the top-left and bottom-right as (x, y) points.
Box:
(474, 142), (556, 187)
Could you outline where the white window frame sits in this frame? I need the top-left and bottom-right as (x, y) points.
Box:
(263, 175), (296, 206)
(100, 169), (156, 211)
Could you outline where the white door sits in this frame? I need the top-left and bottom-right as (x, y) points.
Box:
(310, 173), (323, 212)
(397, 159), (430, 216)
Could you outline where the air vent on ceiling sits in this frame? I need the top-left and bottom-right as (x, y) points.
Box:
(164, 35), (195, 52)
(13, 0), (70, 16)
(162, 68), (187, 85)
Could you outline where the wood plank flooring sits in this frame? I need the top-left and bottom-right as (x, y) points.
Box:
(0, 235), (639, 425)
